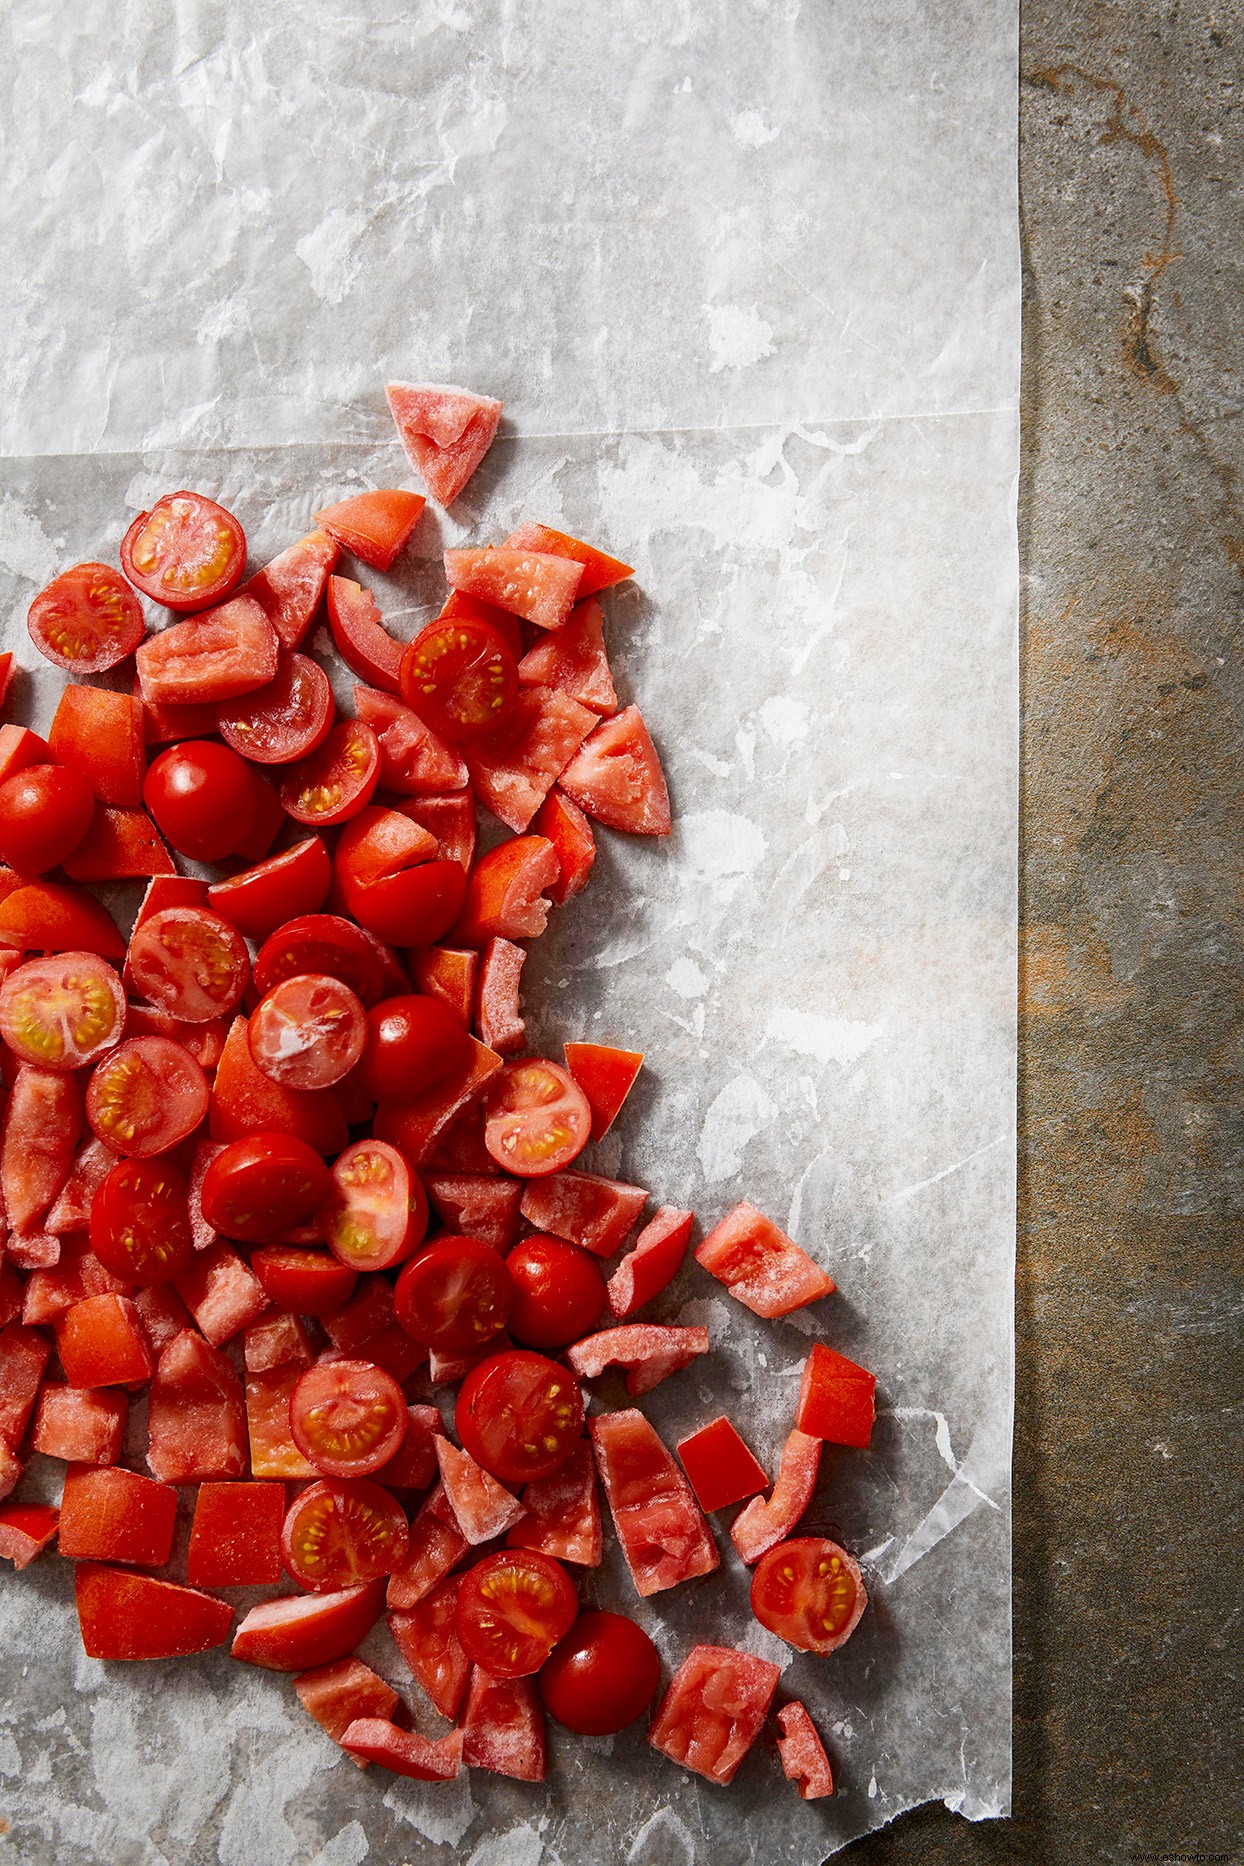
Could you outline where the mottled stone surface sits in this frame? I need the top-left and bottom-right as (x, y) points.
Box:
(844, 2), (1244, 1861)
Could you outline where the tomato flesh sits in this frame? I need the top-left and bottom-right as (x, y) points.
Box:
(393, 1236), (512, 1355)
(455, 1349), (584, 1486)
(253, 913), (387, 1007)
(289, 1359), (407, 1477)
(86, 1036), (209, 1158)
(248, 974), (367, 1090)
(399, 616), (518, 742)
(125, 906), (250, 1023)
(28, 563), (146, 672)
(217, 653), (333, 764)
(251, 1246), (357, 1317)
(279, 719), (380, 826)
(323, 1139), (428, 1274)
(281, 1477), (410, 1591)
(539, 1609), (660, 1734)
(483, 1059), (592, 1176)
(0, 953), (125, 1070)
(121, 491), (246, 611)
(199, 1133), (331, 1244)
(749, 1536), (868, 1655)
(90, 1157), (194, 1284)
(455, 1549), (578, 1679)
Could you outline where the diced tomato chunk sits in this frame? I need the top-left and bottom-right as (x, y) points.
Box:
(607, 1206), (693, 1318)
(210, 1016), (349, 1156)
(455, 835), (558, 945)
(242, 530), (338, 652)
(372, 1035), (502, 1166)
(0, 1323), (52, 1449)
(795, 1341), (877, 1449)
(676, 1416), (769, 1515)
(694, 1201), (835, 1319)
(386, 382), (503, 507)
(48, 685), (146, 807)
(518, 597), (617, 712)
(340, 1719), (463, 1781)
(390, 1572), (470, 1718)
(244, 1311), (314, 1374)
(0, 881), (125, 960)
(474, 938), (526, 1054)
(648, 1645), (780, 1786)
(372, 1402), (442, 1491)
(777, 1701), (835, 1799)
(532, 787), (595, 904)
(31, 1382), (126, 1466)
(386, 1486), (470, 1610)
(519, 1172), (647, 1257)
(563, 1041), (643, 1141)
(465, 688), (596, 833)
(434, 1436), (524, 1545)
(2, 1064), (82, 1233)
(60, 807), (173, 881)
(58, 1464), (178, 1566)
(507, 1442), (602, 1566)
(502, 523), (633, 597)
(326, 578), (404, 690)
(55, 1294), (153, 1387)
(461, 1669), (547, 1780)
(131, 1283), (196, 1357)
(75, 1563), (235, 1659)
(0, 724), (52, 786)
(232, 1578), (387, 1671)
(135, 595), (278, 706)
(207, 840), (333, 942)
(0, 1501), (59, 1568)
(589, 1409), (718, 1598)
(444, 547), (583, 631)
(730, 1428), (822, 1564)
(314, 492), (426, 573)
(567, 1323), (709, 1397)
(559, 704), (671, 837)
(424, 1174), (522, 1252)
(174, 1243), (268, 1347)
(353, 684), (468, 795)
(186, 1480), (285, 1586)
(246, 1365), (318, 1479)
(293, 1656), (400, 1765)
(147, 1327), (248, 1482)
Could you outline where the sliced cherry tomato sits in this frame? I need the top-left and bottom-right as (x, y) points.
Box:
(359, 992), (471, 1102)
(251, 1246), (358, 1317)
(393, 1236), (512, 1355)
(483, 1059), (591, 1176)
(439, 590), (522, 659)
(217, 653), (334, 764)
(322, 1139), (428, 1274)
(539, 1609), (659, 1734)
(126, 906), (250, 1023)
(454, 1549), (577, 1679)
(502, 523), (633, 598)
(506, 1235), (605, 1351)
(386, 381), (503, 507)
(143, 742), (259, 862)
(399, 615), (518, 742)
(0, 953), (125, 1070)
(248, 974), (367, 1091)
(121, 491), (246, 612)
(559, 704), (671, 837)
(135, 596), (278, 705)
(279, 718), (380, 826)
(455, 1349), (584, 1485)
(333, 806), (467, 949)
(281, 1477), (410, 1591)
(0, 764), (94, 873)
(89, 1157), (194, 1284)
(443, 547), (584, 632)
(199, 1133), (330, 1244)
(241, 529), (338, 652)
(207, 838), (332, 941)
(326, 577), (404, 692)
(253, 914), (386, 1006)
(289, 1359), (407, 1477)
(27, 562), (146, 672)
(750, 1537), (868, 1655)
(48, 685), (146, 807)
(313, 491), (426, 574)
(85, 1035), (208, 1158)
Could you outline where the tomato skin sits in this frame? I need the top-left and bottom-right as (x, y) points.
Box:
(0, 764), (94, 873)
(49, 685), (147, 808)
(289, 1358), (407, 1477)
(207, 838), (332, 942)
(248, 974), (367, 1091)
(199, 1133), (331, 1244)
(251, 1246), (357, 1317)
(749, 1537), (868, 1655)
(281, 1478), (410, 1591)
(217, 653), (334, 764)
(76, 1563), (234, 1660)
(90, 1157), (194, 1284)
(399, 615), (519, 742)
(86, 1035), (209, 1159)
(0, 881), (125, 961)
(0, 953), (125, 1071)
(393, 1236), (513, 1356)
(187, 1481), (285, 1588)
(120, 491), (246, 612)
(27, 562), (147, 673)
(232, 1578), (387, 1672)
(483, 1058), (592, 1177)
(360, 993), (471, 1102)
(795, 1342), (877, 1448)
(539, 1609), (660, 1734)
(143, 742), (259, 862)
(326, 577), (404, 692)
(125, 905), (250, 1023)
(454, 1549), (578, 1680)
(279, 719), (380, 827)
(322, 1139), (428, 1274)
(455, 1349), (584, 1486)
(506, 1235), (605, 1351)
(313, 492), (426, 574)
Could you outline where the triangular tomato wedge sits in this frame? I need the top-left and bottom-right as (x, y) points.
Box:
(558, 705), (671, 837)
(312, 491), (425, 572)
(242, 530), (339, 651)
(518, 597), (617, 712)
(563, 1041), (643, 1140)
(386, 382), (503, 506)
(503, 523), (633, 596)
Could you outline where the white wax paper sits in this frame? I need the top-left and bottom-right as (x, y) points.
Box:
(0, 2), (1019, 1862)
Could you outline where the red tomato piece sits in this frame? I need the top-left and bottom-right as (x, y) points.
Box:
(386, 381), (503, 506)
(0, 1501), (60, 1569)
(281, 1477), (410, 1591)
(455, 1548), (577, 1679)
(751, 1537), (868, 1654)
(121, 491), (246, 612)
(695, 1201), (835, 1320)
(279, 718), (380, 826)
(49, 684), (146, 807)
(0, 954), (125, 1072)
(136, 594), (278, 708)
(386, 1486), (470, 1610)
(360, 992), (472, 1103)
(730, 1428), (822, 1565)
(483, 1058), (591, 1176)
(210, 1016), (348, 1156)
(27, 562), (146, 673)
(0, 881), (124, 961)
(372, 1034), (502, 1166)
(313, 491), (426, 573)
(130, 1283), (196, 1356)
(143, 740), (258, 861)
(319, 1275), (397, 1355)
(127, 906), (250, 1024)
(444, 548), (584, 631)
(171, 1243), (266, 1348)
(86, 1036), (208, 1158)
(0, 653), (13, 712)
(290, 1358), (407, 1477)
(293, 1657), (399, 1764)
(474, 938), (525, 1054)
(2, 1064), (82, 1233)
(146, 1327), (247, 1481)
(461, 1670), (547, 1781)
(606, 1206), (694, 1319)
(242, 529), (338, 652)
(559, 704), (671, 837)
(232, 1578), (387, 1671)
(465, 688), (596, 834)
(371, 1401), (441, 1492)
(439, 590), (522, 659)
(248, 974), (366, 1091)
(590, 1409), (719, 1598)
(247, 1365), (319, 1480)
(217, 653), (334, 764)
(398, 793), (475, 874)
(61, 806), (173, 882)
(434, 1437), (524, 1545)
(54, 1293), (152, 1387)
(0, 1323), (52, 1449)
(123, 1006), (225, 1074)
(677, 1416), (770, 1515)
(322, 1139), (428, 1274)
(31, 1383), (126, 1466)
(506, 1236), (605, 1352)
(563, 1041), (643, 1142)
(649, 1645), (781, 1786)
(58, 1464), (177, 1566)
(518, 597), (617, 713)
(0, 764), (94, 873)
(187, 1481), (285, 1588)
(251, 1246), (357, 1317)
(389, 1571), (470, 1717)
(422, 1100), (497, 1175)
(334, 805), (467, 947)
(199, 1133), (330, 1244)
(353, 684), (469, 797)
(207, 838), (332, 941)
(394, 1236), (512, 1354)
(539, 1609), (660, 1737)
(0, 724), (52, 788)
(532, 786), (596, 904)
(508, 1442), (602, 1567)
(519, 1171), (647, 1258)
(233, 769), (285, 861)
(76, 1563), (234, 1660)
(340, 1719), (463, 1781)
(399, 614), (519, 742)
(424, 1173), (521, 1252)
(89, 1157), (193, 1284)
(567, 1323), (709, 1397)
(795, 1341), (877, 1448)
(455, 835), (559, 945)
(777, 1701), (835, 1799)
(503, 523), (632, 596)
(253, 913), (387, 1006)
(138, 679), (220, 745)
(324, 576), (403, 691)
(134, 873), (210, 930)
(244, 1311), (315, 1375)
(456, 1348), (584, 1487)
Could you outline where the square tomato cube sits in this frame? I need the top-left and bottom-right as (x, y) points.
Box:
(187, 1481), (285, 1586)
(175, 1243), (268, 1347)
(795, 1343), (876, 1448)
(676, 1416), (769, 1513)
(31, 1383), (127, 1465)
(57, 1465), (177, 1566)
(245, 1367), (317, 1479)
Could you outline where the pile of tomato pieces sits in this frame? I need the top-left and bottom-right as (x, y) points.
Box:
(0, 380), (881, 1801)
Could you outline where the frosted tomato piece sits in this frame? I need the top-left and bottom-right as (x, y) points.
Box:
(341, 1718), (463, 1781)
(507, 1442), (602, 1567)
(147, 1328), (248, 1483)
(372, 1035), (502, 1168)
(424, 1173), (522, 1252)
(31, 1383), (127, 1467)
(461, 1668), (546, 1780)
(386, 1485), (470, 1610)
(694, 1200), (835, 1319)
(648, 1645), (780, 1787)
(135, 595), (278, 707)
(455, 835), (558, 945)
(76, 1564), (233, 1660)
(386, 381), (503, 507)
(567, 1323), (709, 1397)
(434, 1436), (524, 1545)
(0, 1501), (59, 1569)
(174, 1242), (268, 1347)
(293, 1656), (400, 1766)
(795, 1341), (877, 1448)
(777, 1701), (835, 1799)
(730, 1428), (822, 1565)
(2, 1065), (82, 1233)
(241, 529), (338, 652)
(475, 938), (526, 1055)
(518, 597), (617, 713)
(589, 1408), (718, 1598)
(502, 523), (633, 597)
(533, 787), (595, 903)
(232, 1580), (387, 1671)
(390, 1572), (470, 1719)
(750, 1536), (867, 1655)
(353, 684), (468, 795)
(445, 548), (583, 631)
(607, 1206), (694, 1319)
(0, 1323), (53, 1449)
(465, 688), (596, 834)
(519, 1171), (647, 1257)
(398, 794), (475, 872)
(559, 704), (671, 837)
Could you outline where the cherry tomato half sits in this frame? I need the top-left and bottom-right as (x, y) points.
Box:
(455, 1349), (584, 1485)
(455, 1550), (578, 1679)
(483, 1059), (592, 1176)
(90, 1157), (194, 1285)
(252, 914), (388, 1007)
(505, 1234), (606, 1351)
(206, 839), (333, 942)
(393, 1236), (512, 1356)
(143, 741), (258, 862)
(251, 1246), (358, 1318)
(126, 907), (250, 1024)
(322, 1140), (428, 1274)
(247, 974), (367, 1091)
(399, 616), (518, 742)
(281, 1478), (410, 1592)
(120, 491), (246, 613)
(278, 719), (380, 827)
(289, 1359), (407, 1477)
(86, 1036), (209, 1158)
(0, 952), (125, 1070)
(0, 764), (95, 873)
(217, 654), (334, 765)
(538, 1610), (661, 1735)
(27, 563), (147, 673)
(199, 1132), (331, 1244)
(360, 993), (471, 1103)
(749, 1537), (868, 1655)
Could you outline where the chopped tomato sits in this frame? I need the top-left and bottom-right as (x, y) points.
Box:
(455, 1348), (583, 1486)
(126, 906), (250, 1023)
(539, 1609), (660, 1736)
(519, 1170), (648, 1257)
(676, 1416), (769, 1515)
(136, 595), (279, 705)
(559, 704), (671, 836)
(730, 1428), (822, 1564)
(795, 1341), (877, 1448)
(248, 974), (367, 1091)
(444, 547), (584, 631)
(0, 881), (125, 960)
(281, 1477), (409, 1591)
(483, 1058), (591, 1176)
(147, 1327), (248, 1482)
(86, 1036), (208, 1158)
(319, 1274), (397, 1354)
(532, 786), (596, 903)
(138, 681), (220, 744)
(434, 1437), (524, 1545)
(695, 1200), (835, 1319)
(461, 1669), (547, 1781)
(198, 1133), (330, 1243)
(207, 838), (333, 941)
(231, 1578), (387, 1671)
(589, 1409), (719, 1598)
(27, 562), (146, 672)
(454, 1548), (577, 1679)
(439, 590), (522, 659)
(563, 1041), (643, 1141)
(58, 1464), (178, 1566)
(0, 763), (95, 873)
(422, 1099), (498, 1175)
(648, 1645), (781, 1786)
(0, 1323), (52, 1449)
(394, 1235), (512, 1354)
(386, 380), (503, 506)
(518, 597), (617, 712)
(142, 740), (259, 861)
(360, 991), (472, 1102)
(0, 954), (125, 1071)
(502, 523), (633, 597)
(48, 684), (146, 807)
(325, 577), (404, 691)
(371, 1034), (502, 1166)
(322, 1138), (428, 1273)
(334, 804), (466, 947)
(372, 1402), (441, 1491)
(353, 684), (469, 795)
(0, 1501), (60, 1569)
(61, 806), (174, 882)
(293, 1657), (399, 1764)
(244, 1310), (315, 1374)
(246, 1365), (319, 1480)
(465, 687), (596, 833)
(2, 1064), (82, 1233)
(398, 794), (476, 876)
(121, 490), (246, 612)
(0, 723), (52, 787)
(506, 1235), (605, 1351)
(0, 653), (13, 712)
(31, 1383), (126, 1466)
(76, 1563), (234, 1660)
(89, 1157), (193, 1284)
(387, 1486), (470, 1610)
(55, 1293), (152, 1387)
(251, 1245), (357, 1317)
(313, 490), (426, 573)
(399, 613), (518, 741)
(455, 834), (559, 944)
(390, 1571), (470, 1717)
(425, 1172), (521, 1252)
(289, 1358), (407, 1477)
(777, 1701), (835, 1799)
(187, 1481), (285, 1588)
(340, 1718), (463, 1780)
(130, 1282), (196, 1356)
(750, 1537), (868, 1654)
(171, 1243), (265, 1348)
(134, 873), (209, 929)
(279, 718), (380, 826)
(210, 1016), (348, 1156)
(567, 1323), (709, 1397)
(507, 1442), (602, 1567)
(242, 528), (338, 651)
(606, 1205), (694, 1318)
(474, 937), (525, 1053)
(217, 652), (334, 763)
(253, 913), (387, 1006)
